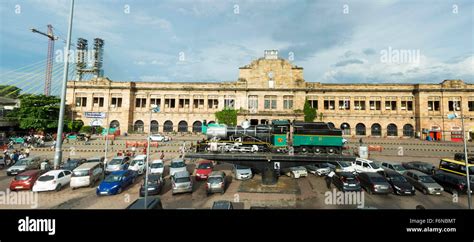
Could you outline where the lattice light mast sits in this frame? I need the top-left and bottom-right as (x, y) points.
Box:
(75, 38), (88, 81)
(31, 24), (58, 96)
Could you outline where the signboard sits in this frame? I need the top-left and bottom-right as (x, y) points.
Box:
(84, 112), (106, 119)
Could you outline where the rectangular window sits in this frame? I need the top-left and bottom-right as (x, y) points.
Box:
(385, 101), (397, 110)
(264, 96), (277, 110)
(401, 101), (413, 111)
(428, 100), (440, 111)
(150, 98), (161, 108)
(324, 100), (335, 110)
(224, 99), (235, 109)
(309, 100), (318, 109)
(469, 101), (474, 112)
(193, 99), (204, 109)
(165, 99), (175, 109)
(448, 100), (461, 111)
(338, 98), (350, 110)
(354, 101), (366, 110)
(248, 95), (258, 112)
(178, 99), (190, 108)
(208, 99), (218, 109)
(369, 100), (381, 110)
(111, 98), (122, 108)
(283, 96), (293, 109)
(135, 98), (146, 108)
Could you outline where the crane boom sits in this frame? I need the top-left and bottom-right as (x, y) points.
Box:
(30, 24), (58, 96)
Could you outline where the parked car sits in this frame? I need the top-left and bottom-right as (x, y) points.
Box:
(403, 170), (444, 195)
(149, 134), (169, 142)
(87, 157), (105, 168)
(149, 159), (164, 174)
(212, 200), (233, 209)
(169, 158), (187, 177)
(232, 164), (253, 180)
(206, 171), (226, 195)
(105, 156), (130, 174)
(283, 166), (308, 179)
(96, 170), (137, 196)
(195, 160), (214, 180)
(7, 156), (41, 176)
(332, 171), (361, 192)
(306, 163), (335, 176)
(127, 196), (163, 209)
(328, 160), (355, 173)
(129, 155), (147, 175)
(60, 158), (86, 171)
(171, 171), (193, 195)
(9, 170), (44, 191)
(402, 161), (436, 175)
(357, 172), (392, 195)
(70, 162), (103, 189)
(139, 173), (164, 197)
(432, 171), (473, 195)
(32, 170), (72, 192)
(381, 162), (407, 174)
(382, 169), (415, 195)
(352, 158), (384, 173)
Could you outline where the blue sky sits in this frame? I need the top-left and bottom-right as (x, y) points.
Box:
(0, 0), (473, 94)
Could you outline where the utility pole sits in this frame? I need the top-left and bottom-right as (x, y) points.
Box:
(53, 0), (74, 169)
(31, 24), (58, 96)
(145, 104), (159, 208)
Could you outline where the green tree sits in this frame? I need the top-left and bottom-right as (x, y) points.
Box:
(215, 109), (238, 126)
(66, 120), (84, 132)
(7, 94), (60, 131)
(303, 99), (317, 122)
(0, 85), (21, 98)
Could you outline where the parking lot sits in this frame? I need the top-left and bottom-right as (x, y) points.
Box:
(0, 135), (470, 209)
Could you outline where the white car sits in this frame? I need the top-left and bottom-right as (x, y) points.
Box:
(351, 158), (384, 173)
(233, 165), (253, 180)
(33, 170), (72, 192)
(149, 134), (169, 142)
(128, 155), (147, 175)
(150, 159), (164, 175)
(284, 166), (308, 179)
(169, 158), (187, 177)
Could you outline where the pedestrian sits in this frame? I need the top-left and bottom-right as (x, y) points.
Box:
(117, 150), (123, 156)
(143, 146), (147, 155)
(160, 151), (164, 160)
(51, 140), (56, 150)
(325, 170), (335, 189)
(359, 138), (363, 145)
(24, 147), (30, 157)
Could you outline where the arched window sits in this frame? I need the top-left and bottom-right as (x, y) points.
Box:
(340, 123), (351, 135)
(150, 120), (159, 133)
(387, 123), (398, 136)
(163, 120), (173, 132)
(110, 120), (120, 129)
(192, 121), (202, 133)
(355, 123), (366, 136)
(371, 123), (381, 136)
(403, 124), (414, 137)
(178, 121), (188, 132)
(134, 120), (144, 133)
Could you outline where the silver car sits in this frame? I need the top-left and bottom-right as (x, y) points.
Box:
(171, 171), (193, 195)
(404, 170), (444, 195)
(169, 158), (187, 177)
(106, 156), (130, 174)
(207, 171), (226, 195)
(233, 165), (252, 180)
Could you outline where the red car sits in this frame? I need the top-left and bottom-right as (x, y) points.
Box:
(195, 160), (214, 181)
(9, 170), (43, 191)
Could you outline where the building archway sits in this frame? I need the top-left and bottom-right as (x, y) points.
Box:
(356, 123), (366, 136)
(387, 123), (398, 137)
(110, 120), (120, 129)
(340, 123), (351, 135)
(150, 120), (159, 133)
(327, 122), (335, 129)
(371, 123), (381, 136)
(134, 120), (144, 133)
(163, 120), (173, 132)
(403, 124), (414, 137)
(178, 120), (188, 132)
(192, 121), (202, 133)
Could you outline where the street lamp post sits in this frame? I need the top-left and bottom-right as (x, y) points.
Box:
(144, 104), (159, 209)
(448, 103), (471, 209)
(103, 104), (115, 175)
